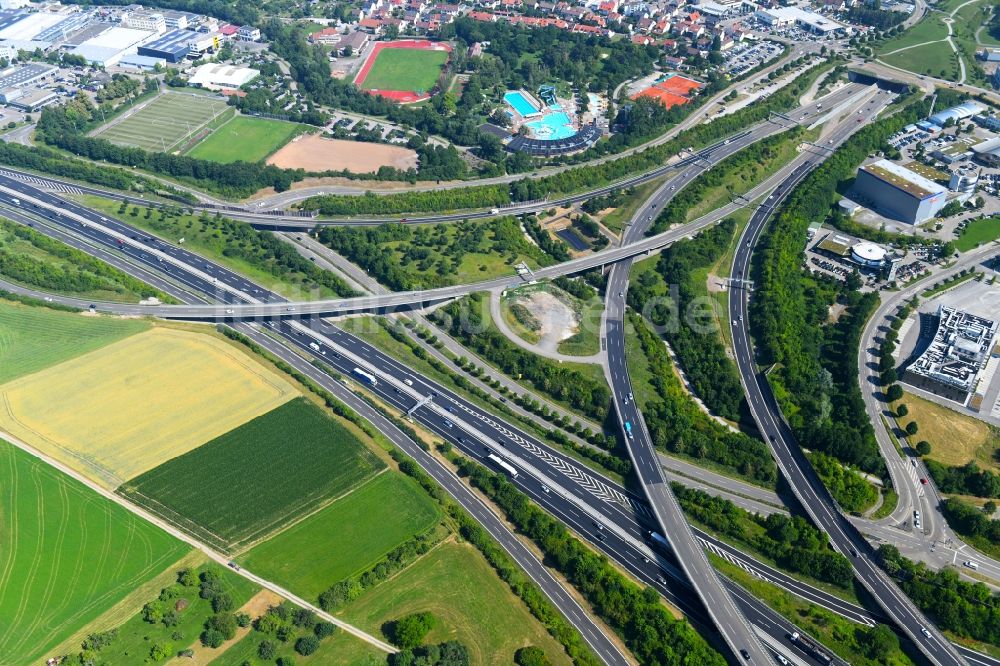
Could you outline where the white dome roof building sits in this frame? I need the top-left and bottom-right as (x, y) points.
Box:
(851, 241), (888, 267)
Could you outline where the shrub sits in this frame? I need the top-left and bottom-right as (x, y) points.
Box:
(389, 611), (437, 649)
(295, 635), (320, 656)
(515, 646), (551, 666)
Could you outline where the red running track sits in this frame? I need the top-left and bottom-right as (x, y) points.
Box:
(352, 39), (453, 104)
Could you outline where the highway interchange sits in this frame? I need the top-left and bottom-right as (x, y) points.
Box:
(2, 80), (997, 666)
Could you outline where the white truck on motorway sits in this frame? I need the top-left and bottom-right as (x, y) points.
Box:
(352, 367), (378, 386)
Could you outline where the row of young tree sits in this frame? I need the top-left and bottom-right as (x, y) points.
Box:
(750, 94), (931, 474)
(672, 484), (855, 588)
(630, 313), (778, 485)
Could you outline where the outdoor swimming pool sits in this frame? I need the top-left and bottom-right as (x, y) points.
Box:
(525, 111), (576, 140)
(505, 91), (539, 117)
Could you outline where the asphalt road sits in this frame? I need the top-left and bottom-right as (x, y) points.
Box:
(727, 130), (970, 665)
(2, 188), (863, 666)
(0, 86), (884, 322)
(7, 153), (1000, 666)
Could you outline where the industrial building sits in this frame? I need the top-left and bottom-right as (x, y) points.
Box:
(904, 306), (997, 404)
(0, 63), (57, 89)
(928, 100), (984, 127)
(754, 6), (848, 34)
(972, 137), (1000, 166)
(814, 231), (893, 269)
(187, 62), (259, 90)
(120, 9), (166, 33)
(851, 159), (948, 224)
(71, 26), (152, 66)
(137, 28), (217, 63)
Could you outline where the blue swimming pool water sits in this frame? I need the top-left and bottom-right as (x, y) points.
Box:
(549, 102), (563, 111)
(505, 91), (538, 117)
(525, 111), (576, 140)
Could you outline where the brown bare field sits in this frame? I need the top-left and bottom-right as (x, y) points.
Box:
(0, 327), (297, 488)
(266, 134), (418, 173)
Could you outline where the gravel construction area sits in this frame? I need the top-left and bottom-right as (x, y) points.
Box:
(266, 134), (418, 173)
(512, 288), (580, 353)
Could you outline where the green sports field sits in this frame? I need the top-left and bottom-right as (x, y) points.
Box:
(0, 300), (147, 385)
(0, 441), (188, 664)
(186, 116), (306, 163)
(239, 472), (441, 599)
(361, 48), (448, 92)
(121, 397), (385, 552)
(94, 92), (232, 153)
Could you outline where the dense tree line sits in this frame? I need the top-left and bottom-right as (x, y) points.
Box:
(634, 218), (746, 421)
(631, 313), (777, 485)
(389, 641), (471, 666)
(0, 140), (196, 202)
(434, 293), (611, 421)
(303, 185), (510, 216)
(926, 461), (1000, 499)
(524, 216), (570, 262)
(0, 219), (163, 299)
(453, 456), (726, 665)
(877, 544), (1000, 647)
(810, 452), (879, 513)
(673, 484), (854, 587)
(847, 3), (907, 28)
(940, 498), (1000, 553)
(750, 94), (930, 474)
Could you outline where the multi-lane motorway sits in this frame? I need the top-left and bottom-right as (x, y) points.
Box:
(2, 80), (994, 665)
(727, 138), (970, 666)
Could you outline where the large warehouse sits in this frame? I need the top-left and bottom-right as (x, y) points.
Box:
(852, 159), (948, 224)
(71, 26), (152, 66)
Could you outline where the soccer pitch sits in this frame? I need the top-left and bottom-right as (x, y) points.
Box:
(361, 48), (448, 92)
(94, 92), (232, 153)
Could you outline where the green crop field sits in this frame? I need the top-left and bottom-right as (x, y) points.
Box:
(0, 441), (188, 664)
(340, 540), (572, 666)
(361, 48), (448, 92)
(94, 92), (232, 152)
(186, 116), (306, 164)
(121, 398), (385, 552)
(239, 473), (441, 600)
(0, 300), (147, 384)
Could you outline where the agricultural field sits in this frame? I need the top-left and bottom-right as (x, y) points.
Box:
(239, 473), (441, 600)
(0, 440), (189, 665)
(93, 92), (232, 153)
(340, 540), (572, 666)
(121, 397), (386, 552)
(0, 300), (147, 384)
(186, 116), (306, 164)
(0, 326), (297, 488)
(361, 47), (449, 92)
